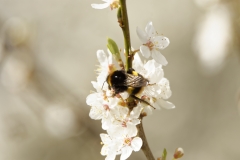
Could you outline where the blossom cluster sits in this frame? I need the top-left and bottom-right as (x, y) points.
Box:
(87, 2), (174, 160)
(86, 48), (174, 159)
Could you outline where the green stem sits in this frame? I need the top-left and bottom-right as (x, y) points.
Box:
(137, 120), (155, 160)
(119, 0), (132, 70)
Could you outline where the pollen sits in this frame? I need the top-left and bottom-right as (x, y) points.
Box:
(103, 104), (110, 110)
(110, 1), (120, 10)
(122, 121), (127, 127)
(144, 41), (154, 50)
(124, 138), (132, 146)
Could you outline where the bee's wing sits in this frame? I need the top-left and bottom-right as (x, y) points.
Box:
(124, 73), (148, 87)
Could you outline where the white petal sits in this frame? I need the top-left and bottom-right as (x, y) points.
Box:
(145, 21), (156, 38)
(106, 152), (117, 160)
(151, 49), (168, 66)
(126, 123), (137, 137)
(153, 36), (170, 49)
(133, 53), (144, 70)
(136, 27), (148, 43)
(102, 116), (112, 130)
(97, 50), (108, 66)
(100, 133), (112, 144)
(150, 68), (163, 83)
(130, 119), (140, 125)
(91, 3), (110, 9)
(89, 106), (103, 120)
(158, 99), (175, 109)
(120, 146), (133, 160)
(152, 101), (161, 110)
(107, 125), (124, 138)
(141, 105), (153, 116)
(130, 106), (142, 119)
(140, 45), (151, 58)
(107, 49), (113, 64)
(108, 97), (119, 109)
(116, 106), (129, 120)
(86, 93), (96, 106)
(101, 144), (109, 156)
(131, 137), (142, 151)
(144, 61), (156, 80)
(144, 59), (156, 71)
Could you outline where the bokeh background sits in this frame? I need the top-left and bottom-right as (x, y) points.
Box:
(0, 0), (239, 160)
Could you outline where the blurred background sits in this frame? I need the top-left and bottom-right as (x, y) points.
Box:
(0, 0), (239, 160)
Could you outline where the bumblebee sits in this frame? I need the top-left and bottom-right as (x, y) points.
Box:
(106, 69), (154, 108)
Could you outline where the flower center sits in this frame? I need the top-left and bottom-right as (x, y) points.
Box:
(144, 41), (155, 50)
(124, 138), (132, 146)
(103, 104), (110, 111)
(121, 119), (129, 127)
(110, 0), (120, 10)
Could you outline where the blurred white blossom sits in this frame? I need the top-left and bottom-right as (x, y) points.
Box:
(44, 104), (81, 139)
(194, 4), (232, 74)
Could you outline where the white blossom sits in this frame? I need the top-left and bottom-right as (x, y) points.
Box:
(132, 53), (175, 113)
(100, 133), (142, 160)
(108, 106), (142, 138)
(91, 0), (120, 10)
(100, 133), (120, 160)
(87, 92), (120, 130)
(137, 21), (170, 66)
(120, 136), (142, 160)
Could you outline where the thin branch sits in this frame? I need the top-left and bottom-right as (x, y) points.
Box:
(119, 0), (132, 70)
(137, 119), (155, 160)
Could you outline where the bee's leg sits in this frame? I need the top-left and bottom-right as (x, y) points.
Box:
(130, 95), (156, 109)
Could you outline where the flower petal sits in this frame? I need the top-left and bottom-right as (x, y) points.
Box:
(141, 104), (153, 116)
(100, 144), (109, 156)
(131, 137), (142, 151)
(86, 93), (102, 106)
(158, 99), (175, 109)
(136, 27), (148, 43)
(130, 106), (142, 119)
(126, 123), (138, 137)
(107, 49), (113, 64)
(102, 116), (112, 130)
(133, 53), (144, 71)
(153, 36), (170, 49)
(145, 21), (156, 38)
(151, 49), (168, 66)
(120, 146), (133, 160)
(97, 50), (108, 66)
(100, 133), (111, 145)
(89, 106), (103, 120)
(106, 152), (117, 160)
(91, 3), (110, 9)
(130, 119), (140, 125)
(140, 45), (151, 58)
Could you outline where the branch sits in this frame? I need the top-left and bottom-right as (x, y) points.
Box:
(137, 119), (155, 160)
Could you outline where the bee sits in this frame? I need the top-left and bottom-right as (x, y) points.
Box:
(106, 68), (155, 108)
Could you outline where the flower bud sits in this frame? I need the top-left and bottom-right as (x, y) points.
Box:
(107, 38), (124, 69)
(173, 147), (184, 159)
